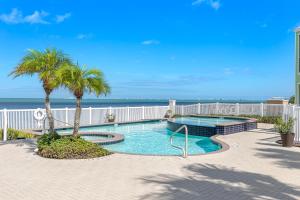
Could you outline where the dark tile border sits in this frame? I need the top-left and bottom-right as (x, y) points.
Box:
(168, 115), (257, 136)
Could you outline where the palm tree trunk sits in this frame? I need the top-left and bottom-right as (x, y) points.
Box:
(45, 91), (55, 133)
(73, 97), (82, 136)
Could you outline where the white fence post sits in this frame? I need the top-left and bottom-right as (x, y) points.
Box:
(236, 103), (239, 116)
(282, 104), (288, 121)
(89, 107), (92, 125)
(292, 106), (296, 134)
(127, 107), (130, 121)
(65, 107), (68, 125)
(142, 106), (145, 120)
(293, 106), (296, 119)
(3, 109), (7, 141)
(260, 103), (264, 117)
(216, 102), (219, 115)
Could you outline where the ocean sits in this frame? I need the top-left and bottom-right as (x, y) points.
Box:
(0, 98), (264, 109)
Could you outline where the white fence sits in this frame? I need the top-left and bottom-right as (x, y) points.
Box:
(0, 106), (169, 133)
(175, 103), (285, 117)
(0, 103), (299, 144)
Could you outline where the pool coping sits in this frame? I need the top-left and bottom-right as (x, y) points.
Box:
(79, 132), (125, 145)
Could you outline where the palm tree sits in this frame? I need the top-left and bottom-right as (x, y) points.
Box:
(289, 96), (295, 104)
(10, 48), (72, 133)
(58, 65), (110, 135)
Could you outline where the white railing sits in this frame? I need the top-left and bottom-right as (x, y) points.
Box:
(0, 105), (169, 141)
(170, 125), (188, 158)
(0, 103), (299, 144)
(174, 103), (286, 117)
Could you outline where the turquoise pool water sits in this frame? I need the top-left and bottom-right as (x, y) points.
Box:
(174, 116), (246, 127)
(58, 121), (221, 155)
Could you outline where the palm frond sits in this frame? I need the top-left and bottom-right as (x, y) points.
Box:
(59, 64), (110, 98)
(10, 48), (74, 91)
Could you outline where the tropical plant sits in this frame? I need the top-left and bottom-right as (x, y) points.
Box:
(238, 115), (281, 124)
(106, 113), (116, 122)
(58, 65), (110, 135)
(289, 96), (295, 104)
(10, 48), (72, 133)
(164, 109), (173, 118)
(37, 135), (110, 159)
(0, 128), (35, 140)
(274, 118), (294, 134)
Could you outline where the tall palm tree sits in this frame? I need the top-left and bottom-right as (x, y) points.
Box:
(10, 48), (72, 133)
(58, 65), (110, 135)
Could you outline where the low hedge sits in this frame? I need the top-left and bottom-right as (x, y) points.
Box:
(0, 128), (35, 140)
(238, 115), (281, 124)
(37, 134), (110, 159)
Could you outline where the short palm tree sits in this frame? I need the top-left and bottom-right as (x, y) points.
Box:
(58, 65), (110, 135)
(10, 48), (72, 133)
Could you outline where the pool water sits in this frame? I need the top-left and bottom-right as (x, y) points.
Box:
(174, 116), (246, 127)
(81, 135), (109, 141)
(58, 121), (221, 155)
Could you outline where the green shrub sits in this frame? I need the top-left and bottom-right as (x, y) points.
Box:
(274, 118), (294, 134)
(239, 115), (281, 124)
(289, 96), (295, 104)
(37, 135), (110, 159)
(0, 128), (35, 140)
(37, 132), (61, 146)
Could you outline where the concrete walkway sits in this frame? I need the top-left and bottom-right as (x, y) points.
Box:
(0, 124), (299, 200)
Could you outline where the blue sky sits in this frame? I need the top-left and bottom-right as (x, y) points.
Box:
(0, 0), (299, 99)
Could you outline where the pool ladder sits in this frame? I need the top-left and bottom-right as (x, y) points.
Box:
(170, 125), (188, 158)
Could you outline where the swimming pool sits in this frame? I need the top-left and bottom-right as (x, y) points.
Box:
(58, 121), (221, 156)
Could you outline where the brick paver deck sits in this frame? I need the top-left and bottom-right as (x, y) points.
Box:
(0, 124), (299, 200)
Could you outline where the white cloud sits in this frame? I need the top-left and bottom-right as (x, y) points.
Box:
(0, 8), (49, 24)
(0, 9), (71, 25)
(141, 40), (160, 45)
(76, 33), (93, 39)
(56, 12), (71, 23)
(192, 0), (221, 10)
(24, 11), (49, 24)
(0, 8), (24, 24)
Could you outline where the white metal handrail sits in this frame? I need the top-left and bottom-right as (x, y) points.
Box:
(170, 125), (188, 158)
(42, 117), (74, 133)
(52, 117), (74, 127)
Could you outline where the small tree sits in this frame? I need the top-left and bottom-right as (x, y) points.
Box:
(10, 48), (72, 133)
(289, 96), (295, 104)
(58, 65), (110, 135)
